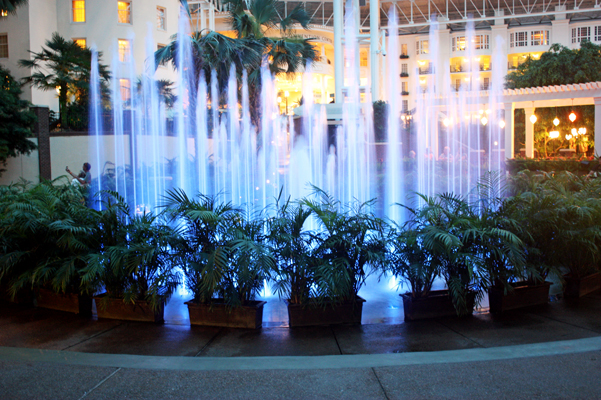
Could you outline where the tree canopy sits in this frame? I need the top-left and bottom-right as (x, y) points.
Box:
(18, 32), (110, 130)
(0, 65), (37, 175)
(506, 41), (601, 89)
(0, 0), (27, 15)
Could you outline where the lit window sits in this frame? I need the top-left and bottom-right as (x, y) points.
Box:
(531, 31), (549, 46)
(359, 50), (368, 67)
(416, 40), (428, 55)
(474, 35), (489, 50)
(452, 36), (466, 52)
(572, 27), (590, 43)
(72, 0), (85, 22)
(118, 1), (131, 24)
(401, 43), (408, 56)
(0, 34), (8, 58)
(157, 7), (166, 30)
(401, 82), (408, 92)
(118, 39), (131, 62)
(510, 31), (528, 48)
(119, 78), (131, 102)
(73, 38), (86, 48)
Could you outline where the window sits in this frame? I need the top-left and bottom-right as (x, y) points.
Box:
(474, 35), (489, 50)
(452, 36), (466, 52)
(402, 100), (408, 112)
(118, 1), (131, 24)
(416, 39), (428, 55)
(510, 31), (528, 48)
(72, 0), (85, 22)
(360, 50), (368, 67)
(401, 82), (408, 92)
(119, 78), (131, 102)
(0, 34), (8, 58)
(157, 7), (166, 30)
(401, 63), (408, 74)
(118, 39), (131, 62)
(483, 77), (490, 90)
(595, 26), (601, 42)
(531, 30), (549, 46)
(572, 27), (590, 43)
(401, 43), (408, 56)
(73, 38), (86, 48)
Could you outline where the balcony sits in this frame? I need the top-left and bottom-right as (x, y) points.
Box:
(400, 72), (409, 78)
(450, 64), (492, 73)
(418, 67), (433, 75)
(401, 91), (410, 96)
(400, 54), (409, 59)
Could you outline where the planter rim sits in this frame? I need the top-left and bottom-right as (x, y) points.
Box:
(286, 295), (366, 307)
(400, 289), (476, 300)
(184, 299), (267, 308)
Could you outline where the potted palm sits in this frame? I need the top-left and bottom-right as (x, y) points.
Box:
(164, 189), (274, 329)
(297, 189), (388, 325)
(0, 181), (97, 314)
(82, 194), (181, 323)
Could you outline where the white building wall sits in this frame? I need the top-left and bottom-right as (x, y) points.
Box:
(0, 3), (33, 102)
(0, 139), (39, 185)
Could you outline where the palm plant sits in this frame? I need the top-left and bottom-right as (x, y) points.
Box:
(301, 189), (388, 303)
(162, 189), (274, 308)
(267, 195), (318, 305)
(0, 180), (99, 299)
(82, 193), (182, 312)
(18, 32), (110, 129)
(0, 0), (27, 15)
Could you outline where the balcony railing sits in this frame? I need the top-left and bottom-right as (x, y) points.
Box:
(419, 67), (433, 75)
(450, 64), (492, 73)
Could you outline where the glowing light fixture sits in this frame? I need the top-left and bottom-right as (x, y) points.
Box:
(443, 118), (450, 127)
(571, 128), (577, 135)
(481, 116), (488, 126)
(529, 114), (537, 124)
(569, 111), (577, 122)
(549, 131), (560, 139)
(579, 127), (587, 135)
(553, 117), (560, 126)
(566, 134), (573, 140)
(499, 120), (506, 129)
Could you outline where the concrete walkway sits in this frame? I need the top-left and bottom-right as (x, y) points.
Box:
(2, 292), (601, 399)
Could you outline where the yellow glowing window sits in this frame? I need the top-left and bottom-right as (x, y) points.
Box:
(74, 38), (86, 48)
(120, 78), (131, 102)
(72, 0), (85, 22)
(360, 51), (368, 67)
(118, 1), (131, 24)
(118, 39), (130, 62)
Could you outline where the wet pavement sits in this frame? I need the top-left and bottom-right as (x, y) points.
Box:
(1, 287), (601, 399)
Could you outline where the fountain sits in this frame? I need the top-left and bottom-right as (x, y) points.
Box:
(87, 4), (506, 322)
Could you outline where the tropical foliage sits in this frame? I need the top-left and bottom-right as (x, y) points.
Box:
(19, 32), (110, 130)
(0, 65), (37, 176)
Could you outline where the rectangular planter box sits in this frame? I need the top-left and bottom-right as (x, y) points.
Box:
(488, 282), (551, 313)
(186, 300), (266, 329)
(287, 296), (365, 327)
(564, 272), (601, 298)
(94, 294), (164, 323)
(36, 288), (92, 316)
(401, 290), (476, 321)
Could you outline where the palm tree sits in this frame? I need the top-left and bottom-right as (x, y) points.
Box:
(18, 32), (110, 129)
(0, 0), (27, 15)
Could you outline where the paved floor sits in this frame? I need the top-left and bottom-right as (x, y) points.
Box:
(1, 289), (601, 399)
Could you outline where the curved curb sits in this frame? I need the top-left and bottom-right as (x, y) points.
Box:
(1, 336), (601, 371)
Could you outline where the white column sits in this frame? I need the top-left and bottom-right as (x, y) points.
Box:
(504, 102), (515, 160)
(369, 0), (380, 101)
(334, 0), (344, 103)
(524, 107), (534, 158)
(595, 97), (601, 157)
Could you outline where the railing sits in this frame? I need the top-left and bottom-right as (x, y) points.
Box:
(418, 67), (433, 75)
(450, 64), (492, 73)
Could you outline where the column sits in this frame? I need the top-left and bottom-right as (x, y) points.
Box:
(595, 97), (601, 157)
(524, 107), (534, 158)
(334, 0), (344, 103)
(369, 0), (380, 101)
(31, 106), (51, 181)
(504, 102), (515, 160)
